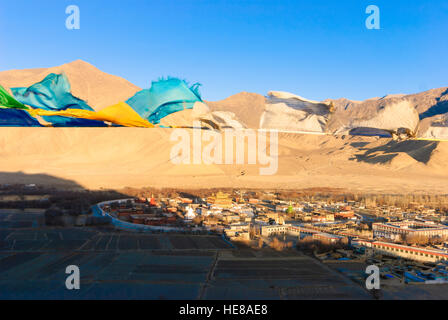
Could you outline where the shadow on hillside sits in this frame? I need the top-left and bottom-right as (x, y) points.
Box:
(349, 127), (392, 138)
(0, 171), (84, 190)
(268, 96), (330, 116)
(0, 171), (131, 227)
(350, 140), (439, 165)
(349, 142), (370, 148)
(419, 89), (448, 120)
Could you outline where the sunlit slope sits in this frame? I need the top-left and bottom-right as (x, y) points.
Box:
(0, 128), (447, 193)
(0, 60), (141, 111)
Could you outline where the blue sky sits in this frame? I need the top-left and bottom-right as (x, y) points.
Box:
(0, 0), (447, 101)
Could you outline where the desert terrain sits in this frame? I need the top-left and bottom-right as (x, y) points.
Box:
(0, 127), (447, 194)
(0, 60), (447, 194)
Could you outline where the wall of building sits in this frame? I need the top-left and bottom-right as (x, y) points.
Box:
(93, 200), (196, 233)
(372, 241), (448, 263)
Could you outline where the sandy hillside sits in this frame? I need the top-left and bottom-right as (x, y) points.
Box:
(0, 60), (447, 193)
(260, 91), (333, 133)
(208, 87), (448, 139)
(326, 87), (448, 118)
(206, 92), (266, 128)
(326, 87), (448, 137)
(0, 127), (447, 194)
(0, 60), (141, 111)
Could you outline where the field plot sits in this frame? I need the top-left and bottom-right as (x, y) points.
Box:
(204, 253), (372, 300)
(0, 210), (399, 300)
(168, 235), (230, 250)
(0, 250), (216, 299)
(0, 211), (233, 299)
(0, 210), (45, 228)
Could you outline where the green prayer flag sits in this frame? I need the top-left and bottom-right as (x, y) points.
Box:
(0, 85), (28, 110)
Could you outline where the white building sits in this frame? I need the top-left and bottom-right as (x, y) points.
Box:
(373, 220), (448, 241)
(260, 224), (290, 237)
(184, 206), (196, 220)
(371, 241), (448, 263)
(224, 223), (250, 240)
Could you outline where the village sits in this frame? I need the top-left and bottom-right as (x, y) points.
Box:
(94, 190), (448, 286)
(2, 183), (448, 298)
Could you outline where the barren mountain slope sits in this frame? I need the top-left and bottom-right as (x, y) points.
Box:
(0, 60), (141, 110)
(206, 92), (265, 128)
(0, 127), (447, 193)
(326, 87), (448, 138)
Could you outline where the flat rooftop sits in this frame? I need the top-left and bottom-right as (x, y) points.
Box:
(374, 220), (448, 231)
